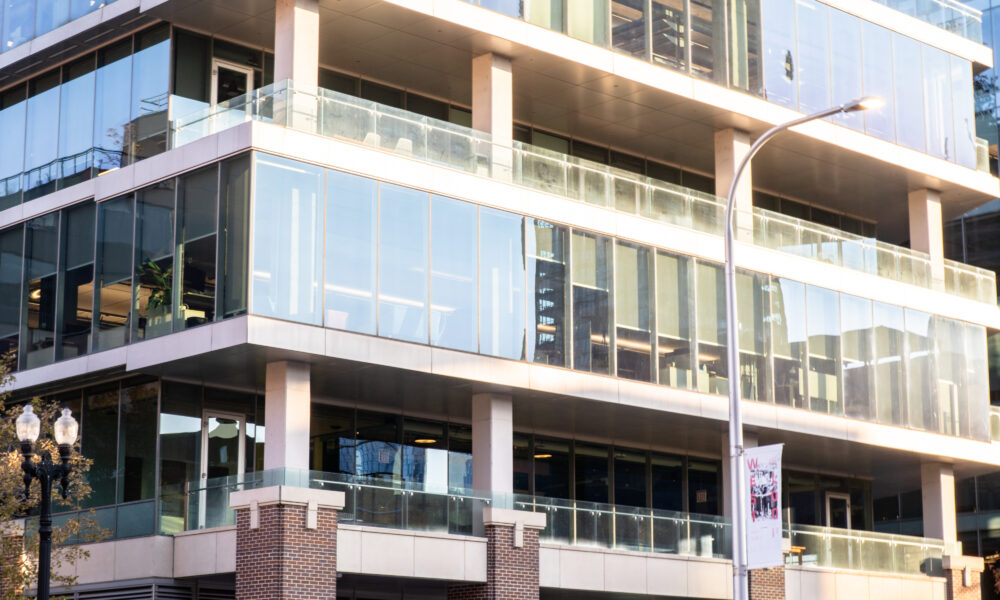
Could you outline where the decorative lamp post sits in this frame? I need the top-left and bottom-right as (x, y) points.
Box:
(17, 405), (79, 600)
(724, 96), (883, 600)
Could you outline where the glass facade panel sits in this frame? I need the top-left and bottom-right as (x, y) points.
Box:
(0, 87), (26, 210)
(829, 10), (862, 130)
(480, 208), (525, 359)
(57, 57), (96, 188)
(614, 449), (647, 507)
(651, 453), (684, 511)
(22, 213), (59, 369)
(612, 0), (646, 58)
(795, 0), (831, 114)
(3, 0), (35, 50)
(615, 242), (652, 381)
(129, 25), (170, 163)
(656, 251), (693, 389)
(696, 262), (727, 395)
(841, 294), (874, 420)
(176, 166), (218, 330)
(935, 316), (966, 436)
(771, 278), (807, 408)
(572, 231), (612, 374)
(737, 271), (768, 402)
(576, 443), (610, 503)
(873, 302), (906, 426)
(93, 40), (133, 173)
(252, 155), (323, 325)
(159, 381), (201, 534)
(430, 196), (477, 352)
(688, 459), (720, 515)
(951, 56), (976, 170)
(219, 155), (250, 319)
(119, 382), (157, 503)
(922, 45), (954, 161)
(807, 285), (840, 414)
(906, 309), (937, 432)
(965, 324), (989, 441)
(134, 181), (175, 341)
(325, 171), (377, 334)
(527, 220), (569, 367)
(0, 226), (22, 358)
(93, 195), (133, 350)
(892, 34), (925, 152)
(58, 203), (94, 360)
(24, 71), (60, 200)
(534, 438), (571, 499)
(83, 385), (120, 508)
(761, 0), (797, 108)
(651, 0), (686, 69)
(379, 184), (428, 343)
(861, 22), (895, 142)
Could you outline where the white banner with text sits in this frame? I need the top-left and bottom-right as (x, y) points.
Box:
(745, 443), (784, 569)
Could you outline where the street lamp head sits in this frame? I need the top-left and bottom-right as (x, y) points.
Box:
(843, 96), (884, 113)
(53, 409), (79, 447)
(16, 405), (40, 444)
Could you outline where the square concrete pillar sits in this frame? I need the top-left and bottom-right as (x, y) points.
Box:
(943, 555), (985, 600)
(921, 462), (959, 554)
(908, 189), (945, 286)
(275, 0), (319, 88)
(230, 486), (344, 600)
(472, 53), (513, 179)
(472, 392), (513, 498)
(715, 128), (754, 241)
(264, 361), (312, 471)
(448, 508), (546, 600)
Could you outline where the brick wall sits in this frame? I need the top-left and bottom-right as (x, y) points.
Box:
(234, 503), (338, 600)
(0, 527), (24, 598)
(749, 566), (785, 600)
(448, 524), (539, 600)
(945, 567), (981, 600)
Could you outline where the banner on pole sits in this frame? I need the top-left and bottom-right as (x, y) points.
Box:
(745, 443), (784, 570)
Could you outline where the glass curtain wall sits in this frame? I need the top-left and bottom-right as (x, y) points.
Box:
(1, 0), (117, 52)
(0, 154), (250, 365)
(0, 24), (170, 207)
(248, 153), (992, 440)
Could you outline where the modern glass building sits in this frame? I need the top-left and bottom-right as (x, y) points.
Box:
(0, 0), (998, 599)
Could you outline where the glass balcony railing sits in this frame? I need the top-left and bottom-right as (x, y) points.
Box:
(990, 406), (1000, 441)
(170, 81), (997, 305)
(786, 523), (944, 575)
(164, 468), (490, 536)
(512, 495), (732, 559)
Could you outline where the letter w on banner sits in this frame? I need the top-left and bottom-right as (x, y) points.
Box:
(744, 444), (784, 569)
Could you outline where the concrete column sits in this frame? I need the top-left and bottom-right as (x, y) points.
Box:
(715, 128), (754, 241)
(472, 392), (514, 498)
(721, 430), (757, 519)
(921, 462), (959, 554)
(472, 53), (513, 178)
(264, 361), (311, 471)
(274, 0), (319, 88)
(448, 509), (546, 600)
(230, 486), (344, 600)
(908, 189), (946, 286)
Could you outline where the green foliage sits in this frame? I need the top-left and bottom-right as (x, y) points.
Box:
(0, 351), (108, 599)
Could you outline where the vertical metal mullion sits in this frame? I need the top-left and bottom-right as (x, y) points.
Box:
(246, 154), (258, 316)
(127, 193), (138, 344)
(426, 192), (431, 345)
(375, 181), (381, 336)
(153, 378), (163, 535)
(648, 247), (657, 385)
(684, 0), (693, 75)
(567, 229), (575, 370)
(172, 177), (182, 333)
(645, 0), (654, 61)
(16, 222), (27, 370)
(53, 210), (65, 363)
(690, 257), (701, 393)
(609, 239), (617, 378)
(213, 163), (223, 322)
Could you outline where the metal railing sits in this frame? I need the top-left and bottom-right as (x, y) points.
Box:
(170, 81), (997, 305)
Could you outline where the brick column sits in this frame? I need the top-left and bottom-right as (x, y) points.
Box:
(448, 508), (546, 600)
(0, 520), (25, 598)
(943, 555), (984, 600)
(748, 567), (785, 600)
(229, 486), (345, 600)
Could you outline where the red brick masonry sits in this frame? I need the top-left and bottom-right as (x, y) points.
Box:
(0, 521), (25, 599)
(449, 508), (546, 600)
(749, 566), (785, 600)
(230, 486), (345, 600)
(943, 555), (984, 600)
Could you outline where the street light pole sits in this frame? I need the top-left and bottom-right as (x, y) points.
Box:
(17, 405), (79, 600)
(724, 97), (883, 600)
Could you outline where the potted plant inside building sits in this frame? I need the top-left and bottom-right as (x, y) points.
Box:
(138, 259), (173, 338)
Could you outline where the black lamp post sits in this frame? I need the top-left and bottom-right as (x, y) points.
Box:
(16, 405), (79, 600)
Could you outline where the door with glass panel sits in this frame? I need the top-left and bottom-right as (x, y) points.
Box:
(825, 492), (853, 567)
(825, 492), (851, 528)
(197, 411), (246, 528)
(211, 59), (253, 107)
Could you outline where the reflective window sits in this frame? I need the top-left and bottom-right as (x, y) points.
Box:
(807, 285), (840, 414)
(3, 0), (35, 51)
(0, 86), (26, 210)
(119, 382), (157, 502)
(430, 196), (477, 352)
(737, 271), (768, 402)
(83, 384), (119, 508)
(951, 56), (976, 169)
(176, 166), (218, 330)
(906, 309), (937, 431)
(572, 231), (612, 374)
(612, 0), (647, 58)
(129, 25), (170, 163)
(219, 155), (250, 319)
(861, 22), (894, 142)
(923, 45), (954, 160)
(527, 220), (568, 367)
(965, 324), (989, 441)
(762, 0), (797, 108)
(534, 438), (571, 499)
(58, 203), (94, 360)
(22, 212), (58, 369)
(480, 208), (525, 359)
(93, 39), (133, 173)
(566, 0), (609, 46)
(35, 0), (69, 39)
(841, 294), (874, 420)
(688, 458), (720, 515)
(24, 70), (61, 201)
(651, 0), (686, 69)
(71, 0), (105, 20)
(614, 449), (647, 507)
(576, 442), (609, 503)
(310, 403), (355, 474)
(0, 226), (22, 358)
(829, 10), (862, 130)
(252, 155), (323, 325)
(379, 184), (428, 343)
(936, 316), (966, 436)
(325, 171), (377, 334)
(689, 0), (719, 81)
(874, 302), (906, 426)
(795, 0), (830, 114)
(893, 34), (925, 152)
(771, 278), (806, 408)
(134, 181), (175, 341)
(696, 262), (727, 394)
(651, 452), (684, 511)
(58, 56), (96, 189)
(656, 251), (693, 389)
(93, 195), (133, 350)
(158, 381), (202, 534)
(615, 242), (653, 382)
